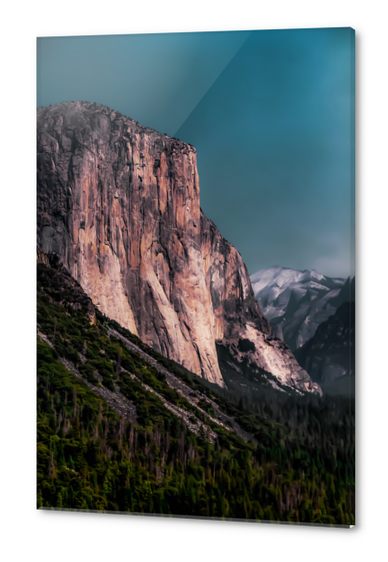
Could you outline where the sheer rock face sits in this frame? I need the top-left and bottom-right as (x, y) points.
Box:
(201, 214), (322, 395)
(37, 102), (321, 394)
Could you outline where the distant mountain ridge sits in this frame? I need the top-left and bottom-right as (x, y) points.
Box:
(294, 300), (355, 393)
(250, 266), (352, 351)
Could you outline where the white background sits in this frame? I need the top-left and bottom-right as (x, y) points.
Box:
(1, 0), (387, 560)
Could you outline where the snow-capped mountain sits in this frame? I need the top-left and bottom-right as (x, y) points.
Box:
(250, 266), (352, 351)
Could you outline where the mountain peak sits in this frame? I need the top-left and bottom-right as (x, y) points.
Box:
(250, 266), (346, 351)
(37, 102), (321, 396)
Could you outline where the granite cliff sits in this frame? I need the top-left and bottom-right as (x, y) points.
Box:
(37, 101), (321, 395)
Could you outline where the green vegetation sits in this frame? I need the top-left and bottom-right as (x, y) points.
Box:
(37, 262), (355, 525)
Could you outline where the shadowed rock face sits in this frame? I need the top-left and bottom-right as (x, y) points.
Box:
(37, 101), (321, 394)
(294, 301), (355, 385)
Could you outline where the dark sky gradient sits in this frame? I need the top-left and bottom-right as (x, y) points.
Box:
(37, 28), (355, 278)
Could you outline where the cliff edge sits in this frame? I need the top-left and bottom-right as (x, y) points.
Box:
(37, 102), (321, 395)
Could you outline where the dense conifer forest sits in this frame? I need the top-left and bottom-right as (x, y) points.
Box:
(37, 260), (355, 525)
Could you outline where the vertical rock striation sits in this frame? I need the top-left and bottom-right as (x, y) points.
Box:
(37, 102), (321, 394)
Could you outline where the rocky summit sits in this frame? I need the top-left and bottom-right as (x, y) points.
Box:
(37, 101), (321, 395)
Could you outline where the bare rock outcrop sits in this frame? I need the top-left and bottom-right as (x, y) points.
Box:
(37, 102), (321, 395)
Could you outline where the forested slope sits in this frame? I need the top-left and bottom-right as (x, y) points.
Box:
(37, 257), (354, 525)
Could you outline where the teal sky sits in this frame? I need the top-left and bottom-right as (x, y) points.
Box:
(37, 28), (355, 278)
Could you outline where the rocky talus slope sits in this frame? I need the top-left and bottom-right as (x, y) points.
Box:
(37, 101), (321, 395)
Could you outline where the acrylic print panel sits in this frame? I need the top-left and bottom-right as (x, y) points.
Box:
(36, 28), (355, 526)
